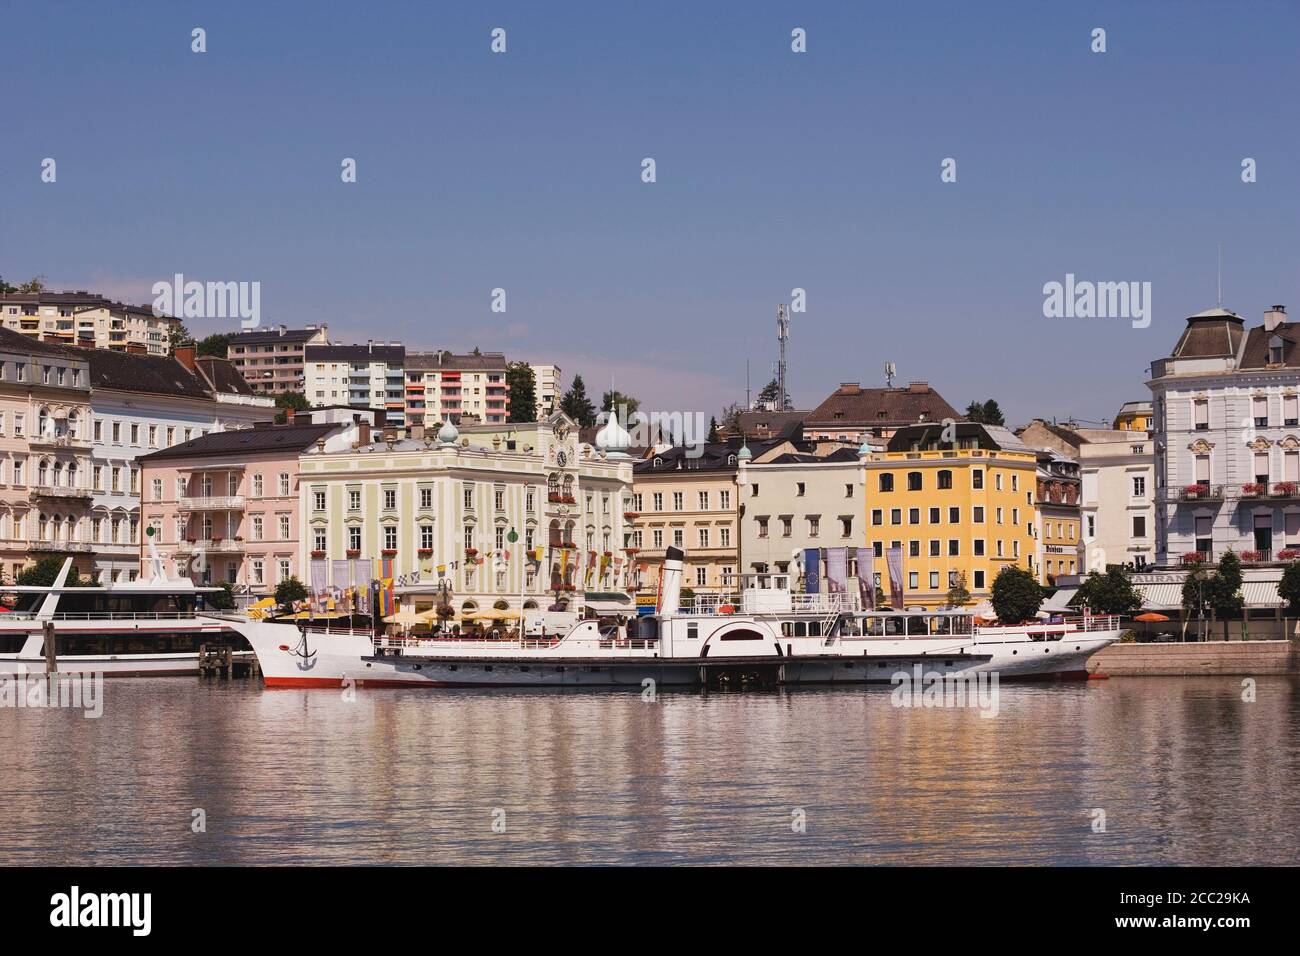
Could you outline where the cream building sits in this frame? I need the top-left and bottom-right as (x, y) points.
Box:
(1, 292), (179, 355)
(304, 342), (406, 427)
(1079, 434), (1156, 573)
(298, 413), (634, 616)
(532, 364), (563, 419)
(738, 448), (866, 586)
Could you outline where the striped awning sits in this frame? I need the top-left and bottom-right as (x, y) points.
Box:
(1135, 582), (1184, 610)
(1242, 581), (1281, 607)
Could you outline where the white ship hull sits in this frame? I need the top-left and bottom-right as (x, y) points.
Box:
(230, 618), (1118, 689)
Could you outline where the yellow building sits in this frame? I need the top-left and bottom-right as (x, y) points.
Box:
(863, 423), (1039, 607)
(1113, 400), (1153, 432)
(1033, 450), (1082, 584)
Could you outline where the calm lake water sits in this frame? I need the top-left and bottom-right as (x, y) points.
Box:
(2, 675), (1297, 865)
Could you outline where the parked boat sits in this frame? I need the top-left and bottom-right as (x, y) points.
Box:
(227, 548), (1122, 688)
(0, 557), (250, 677)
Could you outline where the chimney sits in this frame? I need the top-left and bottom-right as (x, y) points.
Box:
(356, 420), (371, 447)
(839, 382), (861, 395)
(125, 342), (148, 355)
(1265, 304), (1287, 332)
(368, 339), (374, 354)
(173, 344), (196, 369)
(657, 546), (685, 615)
(907, 381), (930, 394)
(253, 420), (274, 429)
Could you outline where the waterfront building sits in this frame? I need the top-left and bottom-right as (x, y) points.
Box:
(0, 329), (93, 581)
(727, 409), (810, 441)
(1149, 304), (1300, 566)
(1032, 449), (1082, 584)
(297, 412), (633, 616)
(86, 344), (276, 583)
(738, 446), (865, 587)
(1, 291), (179, 355)
(228, 324), (329, 397)
(863, 422), (1038, 607)
(803, 381), (960, 445)
(1078, 433), (1156, 573)
(138, 410), (365, 595)
(404, 351), (510, 428)
(304, 341), (406, 428)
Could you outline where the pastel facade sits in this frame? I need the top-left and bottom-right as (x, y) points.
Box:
(1149, 305), (1300, 565)
(1, 292), (179, 355)
(0, 331), (93, 581)
(863, 423), (1038, 607)
(305, 342), (406, 427)
(1033, 451), (1082, 584)
(1078, 435), (1156, 573)
(404, 351), (510, 427)
(229, 325), (329, 397)
(297, 414), (633, 614)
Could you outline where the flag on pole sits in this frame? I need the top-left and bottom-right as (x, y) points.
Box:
(858, 548), (876, 611)
(885, 546), (905, 610)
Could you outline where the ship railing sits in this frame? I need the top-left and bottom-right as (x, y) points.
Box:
(680, 592), (858, 616)
(4, 611), (205, 621)
(974, 614), (1124, 636)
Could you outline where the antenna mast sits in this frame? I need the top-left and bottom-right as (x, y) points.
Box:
(884, 361), (896, 388)
(776, 303), (790, 411)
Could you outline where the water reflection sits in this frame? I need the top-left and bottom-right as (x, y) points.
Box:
(1, 676), (1296, 865)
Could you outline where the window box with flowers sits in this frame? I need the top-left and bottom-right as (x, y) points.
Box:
(311, 550), (326, 558)
(624, 547), (639, 555)
(417, 548), (433, 557)
(1181, 551), (1207, 565)
(381, 548), (398, 557)
(1274, 481), (1298, 497)
(1184, 483), (1210, 499)
(346, 549), (361, 558)
(547, 492), (562, 503)
(1240, 550), (1270, 563)
(465, 548), (478, 557)
(1278, 548), (1300, 561)
(1242, 482), (1267, 497)
(623, 511), (639, 521)
(561, 495), (576, 505)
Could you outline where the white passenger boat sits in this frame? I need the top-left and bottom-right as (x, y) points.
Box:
(229, 548), (1122, 689)
(0, 557), (250, 677)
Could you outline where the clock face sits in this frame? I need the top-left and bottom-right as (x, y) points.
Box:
(556, 450), (569, 467)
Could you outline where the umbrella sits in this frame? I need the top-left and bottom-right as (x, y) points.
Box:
(383, 609), (426, 629)
(477, 607), (521, 621)
(1134, 612), (1171, 622)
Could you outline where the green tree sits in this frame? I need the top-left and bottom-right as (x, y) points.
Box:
(208, 582), (236, 611)
(1182, 550), (1244, 640)
(274, 390), (310, 424)
(18, 276), (47, 293)
(196, 332), (234, 358)
(506, 362), (538, 423)
(719, 402), (743, 437)
(757, 377), (794, 411)
(15, 557), (94, 587)
(990, 565), (1043, 623)
(1279, 561), (1300, 615)
(945, 570), (971, 607)
(964, 399), (1006, 426)
(274, 576), (309, 614)
(707, 416), (719, 442)
(600, 390), (640, 419)
(0, 277), (17, 293)
(560, 374), (596, 428)
(1075, 566), (1142, 615)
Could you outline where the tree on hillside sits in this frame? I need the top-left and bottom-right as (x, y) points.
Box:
(506, 362), (538, 423)
(707, 416), (719, 442)
(600, 390), (640, 419)
(0, 277), (17, 293)
(560, 375), (596, 428)
(757, 377), (794, 411)
(1075, 566), (1142, 615)
(964, 399), (1006, 426)
(990, 565), (1043, 623)
(274, 391), (310, 424)
(197, 332), (235, 358)
(17, 276), (47, 293)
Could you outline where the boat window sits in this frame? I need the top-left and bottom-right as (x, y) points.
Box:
(0, 635), (30, 654)
(781, 622), (793, 637)
(863, 617), (885, 637)
(719, 628), (764, 641)
(906, 616), (928, 636)
(931, 617), (952, 636)
(883, 616), (906, 637)
(809, 621), (821, 637)
(793, 621), (807, 637)
(686, 623), (698, 640)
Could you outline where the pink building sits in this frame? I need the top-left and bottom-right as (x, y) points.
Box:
(138, 417), (357, 597)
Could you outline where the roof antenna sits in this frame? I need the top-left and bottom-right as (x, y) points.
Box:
(1217, 242), (1222, 308)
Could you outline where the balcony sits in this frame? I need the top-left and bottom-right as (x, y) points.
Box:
(176, 539), (246, 554)
(29, 485), (92, 501)
(179, 495), (246, 511)
(27, 432), (92, 451)
(1168, 484), (1224, 503)
(29, 540), (95, 553)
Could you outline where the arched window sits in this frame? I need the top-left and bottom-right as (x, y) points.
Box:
(907, 471), (923, 491)
(878, 473), (894, 492)
(937, 469), (952, 489)
(37, 459), (50, 487)
(37, 407), (51, 439)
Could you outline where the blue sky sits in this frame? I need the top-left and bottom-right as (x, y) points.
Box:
(3, 1), (1297, 426)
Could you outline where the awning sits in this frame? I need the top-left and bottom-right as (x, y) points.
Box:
(1135, 582), (1184, 610)
(1041, 587), (1078, 613)
(581, 592), (634, 615)
(1243, 581), (1281, 607)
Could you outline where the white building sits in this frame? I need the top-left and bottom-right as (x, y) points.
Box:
(1078, 435), (1156, 572)
(304, 342), (406, 427)
(532, 364), (563, 419)
(297, 413), (635, 617)
(85, 346), (275, 581)
(1150, 304), (1300, 565)
(738, 448), (866, 586)
(1, 291), (180, 355)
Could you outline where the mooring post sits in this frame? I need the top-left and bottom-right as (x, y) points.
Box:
(43, 621), (57, 674)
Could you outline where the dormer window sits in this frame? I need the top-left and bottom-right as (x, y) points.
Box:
(1270, 335), (1286, 364)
